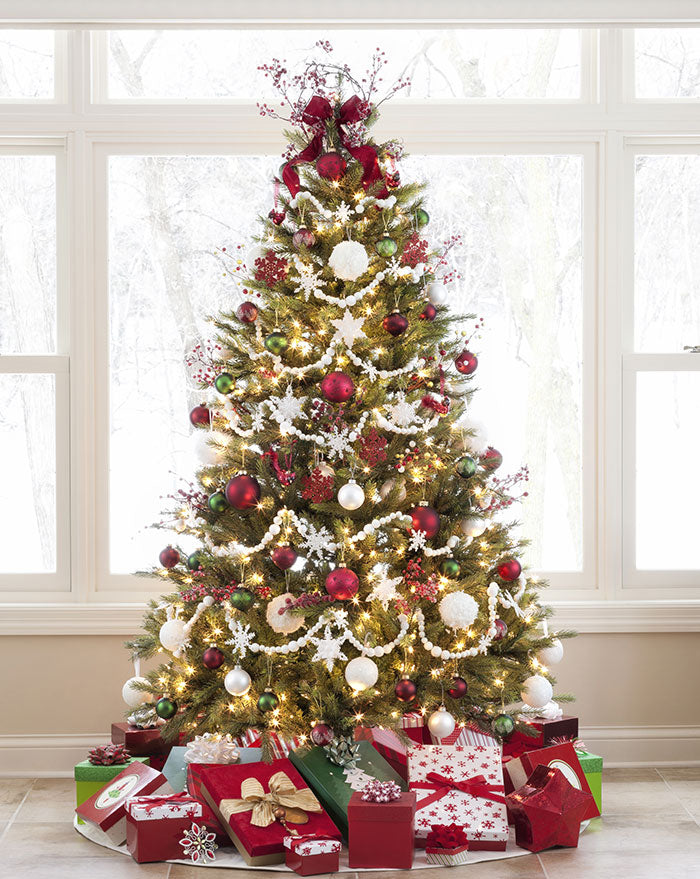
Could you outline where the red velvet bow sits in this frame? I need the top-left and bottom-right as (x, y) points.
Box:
(413, 772), (506, 812)
(282, 95), (386, 198)
(426, 823), (469, 850)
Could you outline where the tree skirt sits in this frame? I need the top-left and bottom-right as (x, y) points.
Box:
(74, 816), (532, 870)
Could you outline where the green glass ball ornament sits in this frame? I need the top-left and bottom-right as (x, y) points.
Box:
(214, 372), (235, 394)
(187, 552), (204, 571)
(456, 455), (477, 479)
(264, 332), (288, 355)
(155, 697), (178, 719)
(375, 236), (398, 257)
(230, 587), (255, 612)
(491, 713), (516, 737)
(257, 688), (279, 713)
(416, 208), (430, 227)
(440, 558), (461, 578)
(207, 491), (228, 514)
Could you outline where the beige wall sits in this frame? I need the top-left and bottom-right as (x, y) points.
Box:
(1, 633), (698, 770)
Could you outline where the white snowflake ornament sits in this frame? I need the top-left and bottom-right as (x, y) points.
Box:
(311, 625), (348, 671)
(271, 386), (305, 422)
(408, 529), (428, 552)
(388, 392), (420, 427)
(300, 523), (336, 560)
(225, 619), (255, 656)
(366, 572), (403, 610)
(331, 310), (366, 348)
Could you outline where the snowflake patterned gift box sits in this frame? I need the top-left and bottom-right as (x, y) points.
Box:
(124, 792), (203, 863)
(283, 834), (342, 875)
(408, 744), (508, 851)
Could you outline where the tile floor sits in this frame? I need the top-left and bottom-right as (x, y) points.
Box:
(0, 769), (699, 878)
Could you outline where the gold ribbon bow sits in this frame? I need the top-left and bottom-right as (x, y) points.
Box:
(220, 771), (322, 828)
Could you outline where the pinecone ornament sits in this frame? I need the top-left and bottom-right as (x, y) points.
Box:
(88, 743), (130, 765)
(323, 735), (361, 768)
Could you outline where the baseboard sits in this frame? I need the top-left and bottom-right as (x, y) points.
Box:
(1, 726), (699, 776)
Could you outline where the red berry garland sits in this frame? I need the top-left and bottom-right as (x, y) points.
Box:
(301, 467), (335, 502)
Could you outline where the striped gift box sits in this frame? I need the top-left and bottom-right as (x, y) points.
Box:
(231, 729), (302, 758)
(426, 845), (471, 866)
(430, 723), (499, 749)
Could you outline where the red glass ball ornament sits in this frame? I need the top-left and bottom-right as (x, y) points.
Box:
(383, 311), (409, 337)
(316, 151), (347, 180)
(493, 618), (508, 641)
(310, 723), (335, 746)
(189, 405), (210, 427)
(202, 647), (225, 669)
(395, 676), (417, 703)
(455, 349), (478, 375)
(320, 371), (354, 403)
(225, 474), (261, 510)
(159, 546), (180, 569)
(498, 558), (522, 581)
(409, 505), (441, 539)
(325, 567), (359, 601)
(481, 446), (503, 472)
(236, 301), (258, 324)
(292, 227), (315, 249)
(448, 676), (468, 699)
(271, 545), (297, 570)
(420, 302), (437, 321)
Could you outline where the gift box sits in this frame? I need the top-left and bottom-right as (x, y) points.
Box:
(125, 792), (203, 863)
(504, 714), (579, 757)
(164, 742), (260, 794)
(111, 722), (169, 758)
(430, 723), (498, 748)
(401, 710), (432, 745)
(283, 834), (341, 875)
(347, 789), (416, 869)
(503, 741), (600, 821)
(74, 757), (149, 823)
(231, 729), (302, 759)
(185, 763), (233, 847)
(75, 761), (172, 844)
(426, 843), (470, 866)
(576, 749), (603, 814)
(354, 727), (410, 781)
(195, 759), (342, 866)
(290, 740), (407, 838)
(408, 744), (508, 851)
(425, 825), (471, 866)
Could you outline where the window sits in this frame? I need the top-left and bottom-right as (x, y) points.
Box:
(2, 19), (700, 632)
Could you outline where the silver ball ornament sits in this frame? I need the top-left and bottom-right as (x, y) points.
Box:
(426, 281), (449, 306)
(224, 665), (252, 696)
(427, 705), (457, 741)
(461, 517), (487, 538)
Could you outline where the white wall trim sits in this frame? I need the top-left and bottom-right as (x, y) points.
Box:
(0, 725), (697, 776)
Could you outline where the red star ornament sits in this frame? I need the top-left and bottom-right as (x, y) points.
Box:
(505, 765), (595, 853)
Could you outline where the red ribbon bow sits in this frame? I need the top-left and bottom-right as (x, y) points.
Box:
(282, 95), (386, 198)
(426, 823), (469, 850)
(412, 772), (506, 812)
(131, 791), (198, 815)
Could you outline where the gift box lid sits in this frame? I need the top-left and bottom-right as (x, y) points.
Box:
(283, 834), (342, 855)
(74, 757), (148, 781)
(75, 762), (172, 831)
(125, 792), (203, 821)
(347, 789), (416, 822)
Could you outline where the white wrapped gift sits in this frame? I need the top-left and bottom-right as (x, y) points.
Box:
(125, 793), (202, 821)
(283, 835), (342, 856)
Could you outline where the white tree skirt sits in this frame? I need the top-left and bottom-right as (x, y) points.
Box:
(74, 816), (532, 870)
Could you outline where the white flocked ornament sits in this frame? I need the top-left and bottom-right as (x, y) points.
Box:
(457, 417), (488, 453)
(439, 591), (480, 631)
(461, 517), (487, 539)
(344, 656), (379, 691)
(191, 430), (227, 466)
(520, 674), (554, 710)
(266, 592), (305, 634)
(245, 244), (268, 273)
(328, 240), (369, 281)
(426, 281), (449, 306)
(338, 480), (365, 511)
(537, 638), (564, 666)
(122, 677), (153, 709)
(159, 618), (188, 652)
(427, 705), (456, 740)
(224, 665), (252, 696)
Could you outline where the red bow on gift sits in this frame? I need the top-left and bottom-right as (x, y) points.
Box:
(281, 95), (386, 198)
(131, 791), (199, 815)
(413, 772), (506, 811)
(426, 823), (468, 850)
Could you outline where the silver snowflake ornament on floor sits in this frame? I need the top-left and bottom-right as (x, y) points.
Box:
(179, 822), (218, 863)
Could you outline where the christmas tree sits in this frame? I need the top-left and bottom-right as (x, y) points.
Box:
(124, 48), (570, 754)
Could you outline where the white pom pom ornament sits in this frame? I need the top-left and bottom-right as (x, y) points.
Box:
(338, 480), (365, 510)
(328, 240), (369, 281)
(439, 591), (480, 631)
(537, 638), (564, 666)
(266, 593), (305, 634)
(159, 618), (188, 652)
(344, 656), (378, 691)
(520, 674), (554, 710)
(122, 676), (153, 709)
(191, 430), (227, 466)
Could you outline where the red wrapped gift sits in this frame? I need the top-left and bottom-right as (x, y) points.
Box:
(125, 792), (203, 863)
(503, 741), (599, 821)
(347, 788), (416, 869)
(401, 710), (431, 745)
(283, 834), (341, 875)
(111, 722), (169, 758)
(504, 714), (579, 758)
(185, 764), (233, 847)
(354, 727), (410, 781)
(425, 824), (470, 866)
(196, 759), (341, 866)
(75, 761), (172, 844)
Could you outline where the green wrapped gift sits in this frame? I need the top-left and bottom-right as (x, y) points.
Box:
(290, 740), (407, 838)
(576, 749), (603, 814)
(74, 757), (149, 823)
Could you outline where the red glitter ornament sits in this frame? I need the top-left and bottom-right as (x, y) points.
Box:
(189, 405), (210, 427)
(395, 676), (417, 703)
(358, 428), (388, 467)
(325, 567), (359, 601)
(498, 558), (522, 581)
(225, 474), (261, 510)
(301, 467), (335, 503)
(409, 505), (441, 539)
(292, 227), (315, 249)
(236, 301), (258, 324)
(159, 546), (180, 568)
(493, 618), (508, 641)
(316, 151), (347, 180)
(253, 250), (288, 286)
(310, 723), (335, 746)
(383, 311), (409, 337)
(447, 676), (468, 699)
(420, 302), (437, 321)
(400, 232), (429, 268)
(320, 371), (354, 403)
(271, 545), (298, 570)
(481, 446), (503, 471)
(455, 350), (478, 375)
(202, 647), (225, 669)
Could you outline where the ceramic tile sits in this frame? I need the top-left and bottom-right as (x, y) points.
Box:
(411, 856), (546, 877)
(169, 869), (288, 879)
(659, 767), (700, 781)
(658, 769), (700, 820)
(568, 813), (700, 854)
(0, 856), (169, 878)
(15, 777), (78, 823)
(601, 776), (688, 819)
(0, 821), (118, 861)
(539, 847), (700, 879)
(0, 777), (34, 821)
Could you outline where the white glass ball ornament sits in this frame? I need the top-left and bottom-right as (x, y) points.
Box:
(266, 593), (305, 634)
(344, 656), (379, 691)
(159, 618), (188, 652)
(122, 676), (153, 709)
(245, 244), (267, 273)
(426, 281), (449, 306)
(191, 430), (226, 465)
(224, 665), (252, 696)
(461, 517), (487, 538)
(537, 638), (564, 666)
(427, 705), (456, 740)
(439, 591), (480, 631)
(379, 478), (407, 503)
(328, 240), (369, 281)
(520, 674), (554, 710)
(338, 480), (365, 511)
